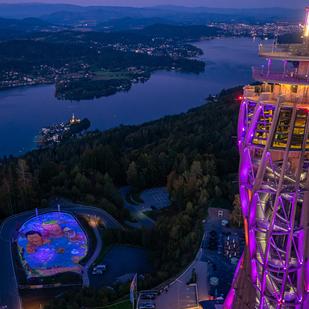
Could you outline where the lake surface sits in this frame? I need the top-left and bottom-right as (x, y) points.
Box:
(0, 38), (268, 157)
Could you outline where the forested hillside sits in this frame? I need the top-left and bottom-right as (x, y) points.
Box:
(0, 86), (241, 221)
(1, 87), (241, 309)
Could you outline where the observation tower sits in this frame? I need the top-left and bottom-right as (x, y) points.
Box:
(224, 7), (309, 309)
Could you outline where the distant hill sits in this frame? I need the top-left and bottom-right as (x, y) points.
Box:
(0, 17), (70, 32)
(95, 17), (172, 31)
(7, 30), (153, 46)
(0, 3), (86, 19)
(133, 24), (221, 40)
(0, 4), (304, 26)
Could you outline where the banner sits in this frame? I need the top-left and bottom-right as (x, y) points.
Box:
(130, 274), (137, 303)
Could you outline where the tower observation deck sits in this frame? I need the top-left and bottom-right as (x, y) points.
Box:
(224, 7), (309, 309)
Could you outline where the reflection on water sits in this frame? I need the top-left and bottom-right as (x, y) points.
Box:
(0, 38), (270, 157)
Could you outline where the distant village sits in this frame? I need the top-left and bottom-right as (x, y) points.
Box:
(35, 114), (90, 148)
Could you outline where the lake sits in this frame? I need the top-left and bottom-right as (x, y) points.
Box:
(0, 38), (268, 157)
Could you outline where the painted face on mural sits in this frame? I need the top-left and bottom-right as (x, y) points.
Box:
(25, 231), (52, 254)
(64, 228), (76, 238)
(42, 221), (64, 238)
(27, 232), (43, 247)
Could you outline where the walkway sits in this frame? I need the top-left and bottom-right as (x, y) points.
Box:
(119, 186), (171, 228)
(119, 186), (155, 228)
(81, 215), (103, 287)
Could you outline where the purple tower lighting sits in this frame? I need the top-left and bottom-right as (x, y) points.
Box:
(224, 6), (309, 309)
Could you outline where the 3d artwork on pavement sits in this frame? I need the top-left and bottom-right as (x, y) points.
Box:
(17, 212), (87, 277)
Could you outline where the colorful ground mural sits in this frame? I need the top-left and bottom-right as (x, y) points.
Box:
(17, 212), (87, 277)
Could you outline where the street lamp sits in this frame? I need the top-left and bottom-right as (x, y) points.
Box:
(175, 279), (182, 309)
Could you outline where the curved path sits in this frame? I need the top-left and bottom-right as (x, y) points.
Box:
(119, 186), (156, 228)
(81, 215), (103, 287)
(0, 199), (122, 309)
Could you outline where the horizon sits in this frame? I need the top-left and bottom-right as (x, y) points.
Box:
(0, 0), (307, 9)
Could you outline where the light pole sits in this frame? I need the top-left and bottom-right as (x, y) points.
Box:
(175, 279), (182, 309)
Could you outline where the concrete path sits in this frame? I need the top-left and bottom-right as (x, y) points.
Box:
(119, 186), (156, 228)
(119, 186), (172, 228)
(82, 215), (103, 287)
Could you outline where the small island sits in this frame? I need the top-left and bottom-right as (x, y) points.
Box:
(35, 114), (90, 148)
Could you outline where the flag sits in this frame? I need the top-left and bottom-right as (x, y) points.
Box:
(130, 274), (137, 303)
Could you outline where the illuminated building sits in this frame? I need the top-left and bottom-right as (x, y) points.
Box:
(224, 7), (309, 309)
(70, 113), (81, 124)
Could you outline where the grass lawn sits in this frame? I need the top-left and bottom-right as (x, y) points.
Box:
(142, 211), (156, 221)
(92, 70), (132, 80)
(126, 214), (138, 223)
(132, 191), (144, 204)
(125, 190), (138, 205)
(105, 299), (132, 309)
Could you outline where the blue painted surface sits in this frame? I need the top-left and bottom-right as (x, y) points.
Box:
(18, 212), (87, 277)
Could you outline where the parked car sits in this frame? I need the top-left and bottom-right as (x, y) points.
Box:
(93, 264), (107, 271)
(92, 270), (103, 275)
(140, 303), (155, 309)
(140, 293), (156, 300)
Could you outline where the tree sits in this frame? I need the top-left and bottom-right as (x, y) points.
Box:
(230, 194), (243, 227)
(1, 178), (13, 215)
(214, 186), (222, 197)
(79, 175), (92, 193)
(126, 161), (139, 188)
(190, 161), (203, 179)
(17, 159), (30, 211)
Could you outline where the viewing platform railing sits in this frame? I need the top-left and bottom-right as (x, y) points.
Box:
(252, 66), (309, 85)
(259, 43), (304, 58)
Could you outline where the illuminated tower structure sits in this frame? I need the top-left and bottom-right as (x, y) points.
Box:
(224, 7), (309, 309)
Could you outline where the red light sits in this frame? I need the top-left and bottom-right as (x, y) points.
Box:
(238, 96), (243, 100)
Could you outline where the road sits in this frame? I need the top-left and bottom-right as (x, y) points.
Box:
(119, 186), (172, 228)
(0, 199), (122, 309)
(81, 215), (103, 287)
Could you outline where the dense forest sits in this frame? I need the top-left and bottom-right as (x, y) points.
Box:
(0, 87), (242, 309)
(0, 40), (204, 74)
(0, 86), (241, 221)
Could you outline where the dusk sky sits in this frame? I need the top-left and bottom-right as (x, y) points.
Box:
(0, 0), (307, 9)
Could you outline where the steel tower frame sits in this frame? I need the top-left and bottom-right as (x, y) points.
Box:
(224, 7), (309, 309)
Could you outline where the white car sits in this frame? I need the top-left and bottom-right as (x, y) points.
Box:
(140, 303), (155, 309)
(93, 264), (107, 271)
(92, 270), (103, 275)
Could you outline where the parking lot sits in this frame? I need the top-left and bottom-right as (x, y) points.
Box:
(140, 187), (171, 209)
(89, 246), (152, 289)
(200, 208), (245, 302)
(137, 275), (199, 309)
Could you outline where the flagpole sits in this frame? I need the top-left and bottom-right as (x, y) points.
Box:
(135, 273), (137, 309)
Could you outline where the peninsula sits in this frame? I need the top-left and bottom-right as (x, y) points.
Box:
(35, 114), (90, 148)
